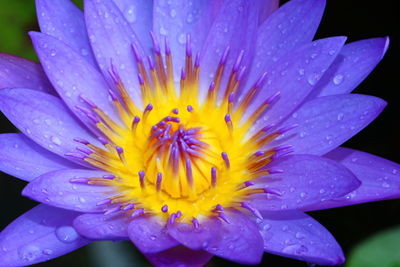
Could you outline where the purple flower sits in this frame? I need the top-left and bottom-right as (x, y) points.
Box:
(0, 0), (397, 266)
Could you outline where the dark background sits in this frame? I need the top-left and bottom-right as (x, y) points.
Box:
(0, 0), (399, 266)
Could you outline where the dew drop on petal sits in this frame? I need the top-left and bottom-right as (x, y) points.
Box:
(333, 74), (344, 85)
(55, 226), (79, 243)
(18, 245), (41, 262)
(51, 136), (62, 146)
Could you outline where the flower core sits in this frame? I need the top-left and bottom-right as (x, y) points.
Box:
(72, 36), (288, 223)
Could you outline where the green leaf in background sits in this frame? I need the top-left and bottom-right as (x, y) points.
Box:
(88, 241), (151, 267)
(0, 0), (83, 61)
(347, 226), (400, 267)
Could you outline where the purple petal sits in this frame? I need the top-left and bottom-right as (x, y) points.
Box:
(0, 53), (54, 94)
(258, 0), (279, 24)
(30, 32), (121, 126)
(312, 37), (390, 97)
(167, 217), (221, 250)
(0, 204), (89, 266)
(73, 213), (130, 240)
(36, 0), (97, 65)
(113, 0), (153, 52)
(247, 0), (326, 88)
(272, 94), (386, 155)
(0, 88), (99, 163)
(22, 169), (113, 212)
(257, 210), (344, 265)
(199, 0), (259, 99)
(153, 0), (221, 79)
(84, 0), (144, 107)
(145, 245), (213, 267)
(250, 154), (360, 211)
(245, 37), (346, 130)
(0, 133), (78, 182)
(128, 215), (179, 253)
(310, 147), (400, 209)
(203, 210), (264, 265)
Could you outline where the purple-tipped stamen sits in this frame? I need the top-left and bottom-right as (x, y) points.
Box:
(156, 172), (162, 192)
(138, 170), (145, 189)
(211, 167), (217, 187)
(241, 202), (263, 220)
(161, 205), (168, 213)
(221, 152), (230, 168)
(69, 177), (90, 184)
(131, 208), (144, 218)
(192, 218), (200, 229)
(96, 198), (112, 206)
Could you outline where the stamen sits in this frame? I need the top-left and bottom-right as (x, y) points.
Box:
(221, 152), (230, 168)
(264, 187), (282, 196)
(161, 205), (169, 212)
(123, 203), (135, 211)
(218, 212), (230, 224)
(192, 218), (200, 229)
(168, 213), (177, 225)
(211, 167), (217, 187)
(185, 158), (194, 187)
(215, 204), (224, 211)
(241, 202), (263, 219)
(224, 114), (233, 131)
(156, 172), (162, 192)
(138, 171), (146, 189)
(187, 105), (193, 112)
(131, 208), (144, 218)
(69, 177), (90, 184)
(97, 198), (112, 206)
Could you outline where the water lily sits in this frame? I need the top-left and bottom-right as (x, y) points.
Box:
(0, 0), (398, 266)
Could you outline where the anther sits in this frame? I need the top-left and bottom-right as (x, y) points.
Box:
(96, 198), (112, 206)
(185, 158), (193, 187)
(65, 152), (86, 161)
(102, 175), (115, 180)
(187, 105), (193, 112)
(156, 172), (162, 192)
(211, 167), (217, 187)
(215, 204), (224, 211)
(161, 205), (168, 213)
(244, 181), (255, 187)
(132, 116), (140, 131)
(69, 177), (90, 184)
(264, 187), (282, 196)
(79, 95), (97, 109)
(131, 208), (144, 218)
(218, 212), (231, 224)
(176, 211), (182, 218)
(138, 171), (145, 189)
(221, 152), (230, 168)
(123, 203), (135, 211)
(192, 218), (200, 229)
(224, 114), (233, 131)
(73, 138), (90, 145)
(267, 168), (284, 174)
(168, 213), (177, 225)
(241, 202), (263, 219)
(233, 50), (245, 73)
(150, 31), (161, 54)
(172, 108), (179, 115)
(76, 147), (92, 155)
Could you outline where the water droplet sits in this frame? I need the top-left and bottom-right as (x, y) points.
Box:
(392, 169), (398, 175)
(298, 68), (305, 75)
(50, 50), (57, 57)
(42, 249), (53, 255)
(319, 189), (326, 194)
(177, 33), (186, 44)
(55, 226), (79, 243)
(307, 73), (321, 85)
(337, 113), (344, 121)
(169, 9), (177, 18)
(80, 48), (89, 56)
(125, 6), (137, 23)
(263, 224), (271, 231)
(18, 245), (41, 262)
(381, 182), (390, 188)
(51, 136), (62, 146)
(333, 74), (344, 85)
(295, 232), (306, 239)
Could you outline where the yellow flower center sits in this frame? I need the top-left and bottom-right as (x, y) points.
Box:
(75, 37), (286, 223)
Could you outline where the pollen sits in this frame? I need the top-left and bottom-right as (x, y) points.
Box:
(70, 34), (292, 224)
